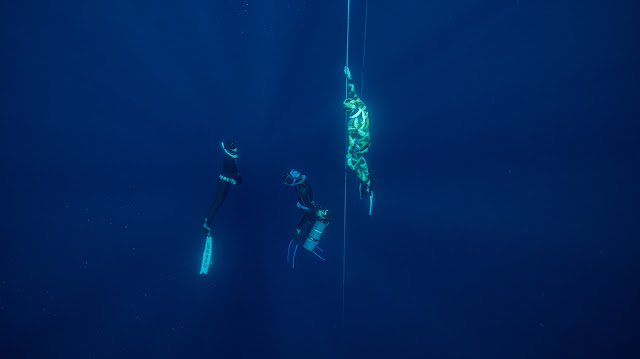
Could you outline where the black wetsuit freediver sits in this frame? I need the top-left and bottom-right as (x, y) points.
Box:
(204, 140), (242, 232)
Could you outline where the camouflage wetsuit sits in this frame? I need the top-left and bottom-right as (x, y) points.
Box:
(343, 72), (371, 191)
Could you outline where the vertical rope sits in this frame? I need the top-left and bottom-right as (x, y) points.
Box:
(342, 0), (351, 335)
(361, 0), (369, 97)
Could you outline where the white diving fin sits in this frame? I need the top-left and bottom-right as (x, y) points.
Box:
(200, 233), (212, 274)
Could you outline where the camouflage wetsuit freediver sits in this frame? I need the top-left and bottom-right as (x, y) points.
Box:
(203, 140), (243, 235)
(283, 169), (332, 269)
(343, 66), (374, 214)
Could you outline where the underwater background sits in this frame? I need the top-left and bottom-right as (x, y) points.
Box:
(1, 0), (639, 358)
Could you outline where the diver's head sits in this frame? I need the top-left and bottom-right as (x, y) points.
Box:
(283, 169), (306, 186)
(221, 140), (238, 158)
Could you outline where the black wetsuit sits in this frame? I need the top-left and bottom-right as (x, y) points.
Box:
(293, 180), (318, 233)
(206, 154), (242, 228)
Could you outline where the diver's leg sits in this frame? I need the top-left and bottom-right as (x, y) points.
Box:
(348, 148), (370, 184)
(354, 134), (371, 183)
(206, 179), (231, 227)
(354, 136), (373, 214)
(356, 157), (370, 185)
(296, 210), (312, 234)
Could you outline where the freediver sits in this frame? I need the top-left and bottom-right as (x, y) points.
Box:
(343, 66), (374, 214)
(203, 140), (243, 234)
(200, 140), (242, 274)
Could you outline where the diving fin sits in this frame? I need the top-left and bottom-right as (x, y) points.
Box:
(200, 233), (212, 274)
(369, 191), (373, 216)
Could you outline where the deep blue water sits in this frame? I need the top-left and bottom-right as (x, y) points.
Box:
(1, 1), (639, 358)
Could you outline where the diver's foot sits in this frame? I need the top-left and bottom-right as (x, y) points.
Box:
(359, 182), (371, 199)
